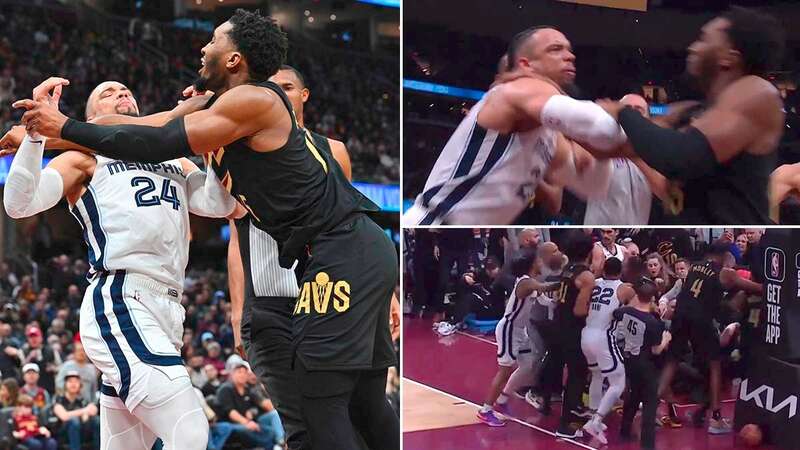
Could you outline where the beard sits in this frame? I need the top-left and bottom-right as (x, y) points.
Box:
(115, 105), (139, 117)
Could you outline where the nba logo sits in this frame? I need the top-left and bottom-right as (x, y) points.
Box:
(765, 247), (785, 282)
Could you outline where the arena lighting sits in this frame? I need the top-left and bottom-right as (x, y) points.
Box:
(404, 78), (669, 115)
(0, 156), (51, 185)
(352, 182), (400, 212)
(356, 0), (400, 8)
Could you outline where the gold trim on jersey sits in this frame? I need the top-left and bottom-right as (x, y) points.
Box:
(303, 129), (328, 173)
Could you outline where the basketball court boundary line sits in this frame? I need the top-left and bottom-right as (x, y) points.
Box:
(454, 328), (738, 408)
(455, 330), (497, 345)
(404, 377), (600, 450)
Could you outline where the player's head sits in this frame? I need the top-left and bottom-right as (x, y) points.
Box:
(511, 248), (540, 278)
(706, 240), (732, 264)
(197, 9), (288, 92)
(632, 277), (658, 305)
(85, 81), (139, 121)
(564, 233), (594, 265)
(673, 258), (690, 279)
(622, 256), (645, 282)
(603, 257), (622, 279)
(600, 228), (618, 247)
(507, 26), (576, 89)
(537, 241), (562, 270)
(620, 94), (650, 118)
(518, 228), (541, 249)
(270, 65), (309, 121)
(687, 7), (784, 89)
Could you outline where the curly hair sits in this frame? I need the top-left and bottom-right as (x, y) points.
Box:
(227, 9), (288, 82)
(721, 6), (785, 77)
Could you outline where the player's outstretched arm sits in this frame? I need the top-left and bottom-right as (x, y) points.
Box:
(612, 77), (782, 181)
(15, 85), (271, 163)
(178, 158), (237, 218)
(504, 78), (626, 151)
(3, 135), (93, 218)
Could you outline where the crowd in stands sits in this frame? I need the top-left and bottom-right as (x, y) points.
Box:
(0, 2), (399, 184)
(0, 246), (400, 449)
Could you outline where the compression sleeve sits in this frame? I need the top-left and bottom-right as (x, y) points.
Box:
(185, 168), (237, 218)
(61, 117), (193, 163)
(3, 135), (64, 218)
(618, 107), (718, 181)
(540, 95), (627, 151)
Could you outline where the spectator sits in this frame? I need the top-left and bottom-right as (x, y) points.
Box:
(20, 364), (49, 412)
(203, 341), (226, 375)
(0, 378), (19, 408)
(200, 364), (222, 398)
(56, 342), (97, 403)
(12, 394), (56, 450)
(20, 326), (57, 394)
(52, 372), (99, 450)
(0, 324), (21, 380)
(12, 276), (36, 303)
(211, 359), (285, 450)
(187, 355), (208, 389)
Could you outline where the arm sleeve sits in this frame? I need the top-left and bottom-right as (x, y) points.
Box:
(618, 108), (718, 181)
(185, 168), (237, 218)
(540, 95), (628, 151)
(60, 117), (193, 163)
(3, 135), (64, 218)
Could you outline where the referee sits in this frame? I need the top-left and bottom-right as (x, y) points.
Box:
(614, 277), (672, 450)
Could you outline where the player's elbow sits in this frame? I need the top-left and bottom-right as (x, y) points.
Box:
(588, 116), (626, 150)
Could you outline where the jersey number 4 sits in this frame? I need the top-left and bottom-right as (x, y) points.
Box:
(689, 279), (704, 299)
(131, 177), (181, 210)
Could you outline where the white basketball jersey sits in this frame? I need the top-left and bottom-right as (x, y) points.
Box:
(404, 92), (557, 225)
(597, 241), (626, 262)
(502, 275), (536, 327)
(69, 156), (190, 292)
(584, 158), (652, 225)
(585, 278), (623, 330)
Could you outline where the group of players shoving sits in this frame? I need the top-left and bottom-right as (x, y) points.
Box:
(436, 228), (765, 449)
(1, 8), (399, 450)
(404, 6), (800, 226)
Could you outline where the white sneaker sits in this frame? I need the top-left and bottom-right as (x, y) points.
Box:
(582, 418), (608, 445)
(437, 322), (457, 336)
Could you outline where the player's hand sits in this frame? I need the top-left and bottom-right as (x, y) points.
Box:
(0, 125), (25, 156)
(13, 99), (69, 139)
(595, 99), (625, 121)
(181, 85), (214, 98)
(32, 77), (69, 108)
(464, 274), (475, 285)
(722, 230), (734, 243)
(245, 420), (260, 432)
(390, 294), (400, 341)
(663, 330), (672, 343)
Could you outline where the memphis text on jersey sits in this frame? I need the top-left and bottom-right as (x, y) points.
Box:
(106, 160), (185, 178)
(293, 272), (350, 315)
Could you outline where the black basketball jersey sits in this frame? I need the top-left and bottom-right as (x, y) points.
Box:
(203, 81), (379, 268)
(555, 263), (589, 330)
(676, 260), (724, 319)
(677, 151), (775, 224)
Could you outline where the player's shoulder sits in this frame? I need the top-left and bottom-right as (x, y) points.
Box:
(721, 75), (781, 109)
(215, 84), (280, 112)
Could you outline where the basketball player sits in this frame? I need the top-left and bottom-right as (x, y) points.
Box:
(478, 250), (558, 426)
(597, 7), (786, 224)
(17, 10), (398, 450)
(552, 233), (595, 438)
(402, 26), (625, 225)
(226, 64), (354, 450)
(584, 94), (673, 225)
(580, 258), (631, 444)
(590, 228), (626, 276)
(614, 278), (672, 450)
(4, 80), (237, 449)
(659, 241), (762, 433)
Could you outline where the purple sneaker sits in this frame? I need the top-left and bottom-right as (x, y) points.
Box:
(477, 409), (507, 427)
